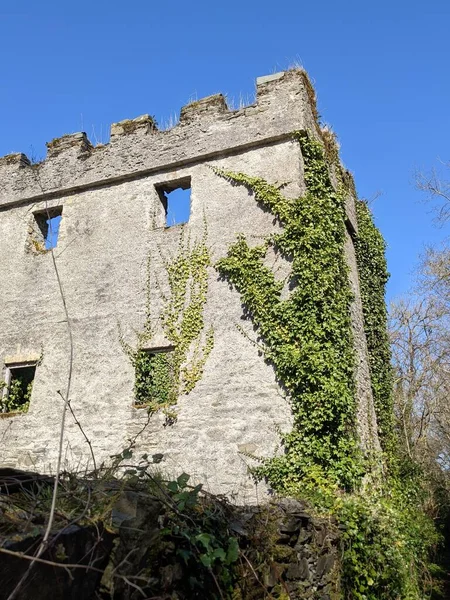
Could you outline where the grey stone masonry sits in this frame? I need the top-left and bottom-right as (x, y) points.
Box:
(0, 70), (378, 500)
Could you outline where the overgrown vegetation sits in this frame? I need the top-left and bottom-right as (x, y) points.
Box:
(121, 227), (214, 420)
(0, 450), (240, 599)
(354, 199), (396, 455)
(216, 132), (362, 498)
(4, 449), (336, 599)
(338, 483), (440, 599)
(386, 159), (450, 594)
(354, 192), (450, 598)
(2, 111), (445, 597)
(0, 377), (33, 414)
(214, 131), (442, 599)
(134, 350), (176, 410)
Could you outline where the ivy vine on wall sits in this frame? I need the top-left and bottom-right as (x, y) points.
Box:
(354, 199), (396, 455)
(215, 132), (362, 496)
(122, 226), (214, 421)
(213, 130), (440, 599)
(0, 378), (33, 414)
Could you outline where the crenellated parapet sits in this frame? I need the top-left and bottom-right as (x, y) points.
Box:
(0, 70), (319, 208)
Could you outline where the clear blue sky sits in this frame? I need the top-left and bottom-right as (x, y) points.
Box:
(1, 0), (449, 301)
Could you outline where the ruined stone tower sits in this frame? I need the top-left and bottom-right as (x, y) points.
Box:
(0, 71), (379, 499)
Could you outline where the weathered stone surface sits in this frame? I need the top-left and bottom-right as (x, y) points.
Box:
(287, 558), (311, 580)
(0, 71), (317, 208)
(317, 554), (336, 578)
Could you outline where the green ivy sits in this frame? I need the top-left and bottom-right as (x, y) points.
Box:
(0, 378), (32, 414)
(354, 200), (395, 454)
(162, 472), (240, 595)
(214, 130), (441, 598)
(215, 132), (362, 494)
(122, 227), (214, 419)
(337, 488), (440, 600)
(160, 227), (214, 397)
(134, 351), (176, 409)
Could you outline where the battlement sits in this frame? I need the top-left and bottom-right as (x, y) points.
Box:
(0, 70), (318, 208)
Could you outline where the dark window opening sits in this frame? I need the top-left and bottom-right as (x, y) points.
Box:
(1, 363), (36, 414)
(134, 347), (175, 409)
(156, 178), (191, 227)
(34, 207), (63, 250)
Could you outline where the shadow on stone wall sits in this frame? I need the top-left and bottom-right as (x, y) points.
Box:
(0, 469), (340, 599)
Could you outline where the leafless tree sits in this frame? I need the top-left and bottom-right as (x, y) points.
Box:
(389, 160), (450, 514)
(416, 160), (450, 225)
(390, 296), (450, 471)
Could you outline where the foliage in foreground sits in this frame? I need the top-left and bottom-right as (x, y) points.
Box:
(0, 455), (442, 600)
(0, 455), (338, 599)
(0, 458), (241, 599)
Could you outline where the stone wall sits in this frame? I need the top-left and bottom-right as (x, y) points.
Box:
(0, 70), (378, 498)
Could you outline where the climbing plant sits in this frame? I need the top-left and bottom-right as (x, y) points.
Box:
(354, 199), (396, 455)
(122, 226), (214, 420)
(160, 226), (214, 396)
(0, 377), (33, 413)
(134, 350), (176, 410)
(214, 128), (441, 599)
(215, 132), (362, 496)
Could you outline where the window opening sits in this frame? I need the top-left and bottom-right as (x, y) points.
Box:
(34, 207), (63, 250)
(134, 347), (175, 409)
(156, 178), (191, 227)
(1, 363), (36, 414)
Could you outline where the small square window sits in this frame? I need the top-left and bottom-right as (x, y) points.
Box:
(31, 207), (63, 252)
(1, 362), (36, 414)
(134, 347), (175, 409)
(155, 178), (191, 227)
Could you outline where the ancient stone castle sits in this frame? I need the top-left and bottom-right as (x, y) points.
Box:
(0, 71), (379, 500)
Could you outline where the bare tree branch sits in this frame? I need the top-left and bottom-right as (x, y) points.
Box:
(415, 161), (450, 225)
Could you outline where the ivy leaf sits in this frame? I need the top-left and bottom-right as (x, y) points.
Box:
(177, 473), (190, 489)
(226, 537), (239, 564)
(167, 481), (179, 493)
(176, 548), (192, 564)
(211, 547), (226, 562)
(200, 553), (212, 568)
(195, 533), (212, 550)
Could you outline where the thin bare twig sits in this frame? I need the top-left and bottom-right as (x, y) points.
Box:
(58, 390), (97, 472)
